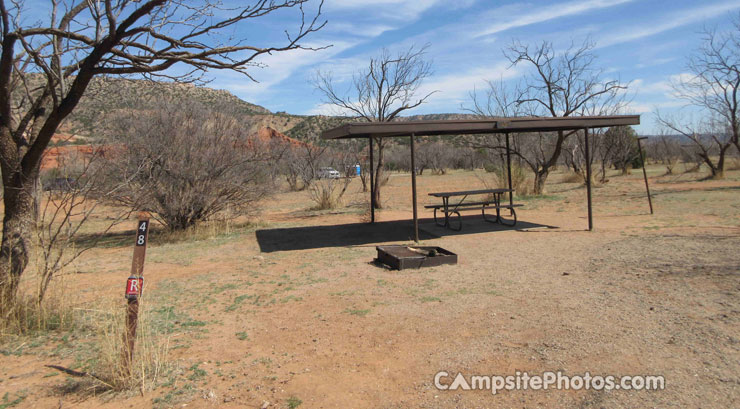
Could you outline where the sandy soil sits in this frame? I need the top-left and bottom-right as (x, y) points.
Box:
(1, 166), (739, 408)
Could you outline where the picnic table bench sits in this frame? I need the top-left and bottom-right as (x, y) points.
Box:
(425, 188), (522, 231)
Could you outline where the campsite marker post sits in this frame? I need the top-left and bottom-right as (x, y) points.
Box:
(123, 212), (150, 371)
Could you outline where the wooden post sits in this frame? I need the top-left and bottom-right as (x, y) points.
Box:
(637, 137), (654, 214)
(584, 128), (593, 231)
(369, 136), (375, 223)
(505, 133), (513, 214)
(410, 133), (419, 243)
(123, 213), (150, 372)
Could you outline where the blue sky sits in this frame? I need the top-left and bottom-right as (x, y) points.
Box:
(207, 0), (740, 134)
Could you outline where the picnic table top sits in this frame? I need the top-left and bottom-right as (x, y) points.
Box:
(428, 188), (513, 197)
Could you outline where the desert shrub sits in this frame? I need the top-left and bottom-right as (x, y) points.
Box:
(477, 162), (533, 196)
(483, 162), (497, 173)
(683, 162), (702, 173)
(308, 178), (351, 210)
(727, 157), (740, 170)
(562, 172), (583, 183)
(102, 102), (279, 230)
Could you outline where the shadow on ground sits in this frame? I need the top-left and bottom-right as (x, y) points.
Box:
(255, 216), (554, 252)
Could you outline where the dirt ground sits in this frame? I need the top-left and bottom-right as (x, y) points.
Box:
(1, 165), (739, 408)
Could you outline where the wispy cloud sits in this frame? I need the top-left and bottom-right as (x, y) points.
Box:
(212, 40), (358, 102)
(632, 79), (673, 95)
(326, 22), (395, 38)
(324, 0), (442, 21)
(414, 62), (522, 112)
(304, 62), (520, 116)
(475, 0), (635, 38)
(598, 0), (740, 48)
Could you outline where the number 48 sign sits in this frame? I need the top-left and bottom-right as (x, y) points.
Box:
(136, 220), (148, 246)
(127, 214), (150, 298)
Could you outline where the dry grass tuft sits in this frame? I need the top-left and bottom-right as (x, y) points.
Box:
(562, 172), (583, 184)
(309, 178), (351, 210)
(0, 291), (74, 337)
(78, 298), (171, 393)
(728, 157), (740, 171)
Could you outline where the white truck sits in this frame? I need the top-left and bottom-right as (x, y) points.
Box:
(317, 167), (341, 179)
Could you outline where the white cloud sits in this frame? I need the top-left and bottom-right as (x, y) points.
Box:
(475, 0), (635, 38)
(632, 78), (673, 95)
(414, 62), (522, 111)
(598, 0), (740, 48)
(304, 102), (351, 116)
(625, 99), (685, 114)
(326, 22), (395, 38)
(324, 0), (442, 21)
(213, 40), (358, 101)
(634, 57), (676, 69)
(303, 62), (520, 116)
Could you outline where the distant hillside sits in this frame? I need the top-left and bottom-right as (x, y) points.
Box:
(284, 115), (353, 143)
(59, 78), (301, 137)
(14, 77), (477, 144)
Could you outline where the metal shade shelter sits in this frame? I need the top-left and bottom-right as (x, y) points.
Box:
(321, 115), (641, 242)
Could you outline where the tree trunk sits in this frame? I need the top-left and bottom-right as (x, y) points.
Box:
(359, 173), (368, 192)
(711, 145), (729, 179)
(600, 161), (607, 183)
(533, 170), (549, 195)
(700, 146), (728, 180)
(0, 171), (36, 315)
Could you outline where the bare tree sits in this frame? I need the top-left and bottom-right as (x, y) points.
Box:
(605, 125), (638, 175)
(103, 102), (281, 230)
(657, 113), (732, 178)
(416, 141), (453, 175)
(468, 39), (627, 194)
(650, 133), (682, 175)
(656, 19), (740, 178)
(282, 143), (327, 191)
(314, 45), (435, 208)
(36, 148), (133, 307)
(338, 139), (369, 191)
(0, 0), (325, 309)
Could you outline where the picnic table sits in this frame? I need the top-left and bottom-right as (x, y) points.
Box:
(426, 188), (522, 231)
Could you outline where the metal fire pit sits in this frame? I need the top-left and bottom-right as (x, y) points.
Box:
(376, 245), (457, 270)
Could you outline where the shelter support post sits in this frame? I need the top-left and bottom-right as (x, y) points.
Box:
(505, 133), (513, 215)
(636, 137), (654, 214)
(410, 133), (419, 243)
(369, 136), (375, 223)
(584, 128), (593, 231)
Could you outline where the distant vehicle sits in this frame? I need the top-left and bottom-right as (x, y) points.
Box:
(317, 167), (341, 179)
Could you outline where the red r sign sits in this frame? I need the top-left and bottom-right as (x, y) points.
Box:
(125, 275), (143, 299)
